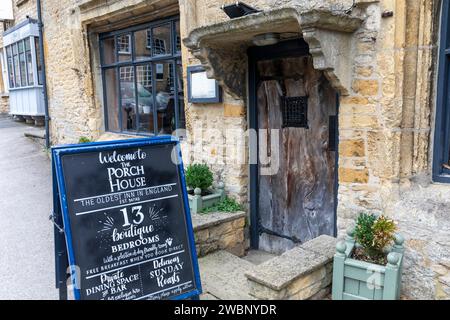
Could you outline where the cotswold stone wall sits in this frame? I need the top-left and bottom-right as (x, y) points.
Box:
(181, 0), (450, 300)
(335, 0), (450, 300)
(4, 0), (446, 299)
(40, 0), (102, 143)
(13, 0), (37, 24)
(0, 96), (9, 114)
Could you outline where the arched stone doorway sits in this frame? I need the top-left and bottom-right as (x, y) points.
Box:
(184, 5), (365, 254)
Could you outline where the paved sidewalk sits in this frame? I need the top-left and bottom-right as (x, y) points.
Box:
(0, 115), (58, 299)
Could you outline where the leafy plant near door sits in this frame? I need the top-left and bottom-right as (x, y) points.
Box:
(185, 164), (225, 213)
(200, 196), (243, 213)
(185, 164), (214, 194)
(78, 136), (92, 143)
(332, 213), (404, 300)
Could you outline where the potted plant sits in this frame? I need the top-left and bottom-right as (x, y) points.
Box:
(185, 164), (225, 213)
(332, 213), (405, 300)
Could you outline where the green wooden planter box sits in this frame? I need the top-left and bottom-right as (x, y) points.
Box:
(188, 183), (225, 214)
(332, 227), (405, 300)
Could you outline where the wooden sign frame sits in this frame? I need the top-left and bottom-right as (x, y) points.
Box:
(51, 136), (202, 300)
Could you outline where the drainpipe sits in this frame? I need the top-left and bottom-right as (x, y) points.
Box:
(36, 0), (50, 148)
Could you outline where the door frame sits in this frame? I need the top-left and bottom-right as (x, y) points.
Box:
(247, 39), (339, 249)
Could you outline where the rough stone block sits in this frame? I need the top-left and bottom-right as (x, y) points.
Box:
(340, 95), (370, 105)
(352, 79), (379, 96)
(248, 279), (287, 300)
(224, 104), (245, 117)
(339, 139), (365, 157)
(289, 280), (324, 300)
(338, 167), (369, 184)
(245, 247), (328, 291)
(285, 267), (326, 296)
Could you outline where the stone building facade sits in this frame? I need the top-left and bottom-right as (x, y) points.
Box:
(1, 0), (449, 299)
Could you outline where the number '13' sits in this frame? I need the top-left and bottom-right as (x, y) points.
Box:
(120, 206), (144, 227)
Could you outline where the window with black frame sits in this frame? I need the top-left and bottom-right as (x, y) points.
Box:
(433, 1), (450, 182)
(100, 17), (185, 136)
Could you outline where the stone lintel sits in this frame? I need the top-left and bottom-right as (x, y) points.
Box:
(184, 7), (364, 99)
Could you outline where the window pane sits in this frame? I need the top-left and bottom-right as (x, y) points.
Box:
(105, 68), (120, 132)
(34, 37), (43, 85)
(13, 53), (20, 87)
(155, 62), (174, 134)
(101, 37), (116, 65)
(134, 29), (151, 61)
(12, 43), (18, 55)
(152, 24), (171, 56)
(25, 38), (31, 51)
(18, 40), (24, 53)
(19, 53), (26, 86)
(176, 62), (186, 129)
(7, 56), (14, 88)
(175, 21), (181, 54)
(6, 46), (12, 58)
(26, 50), (34, 86)
(136, 64), (154, 133)
(119, 66), (136, 131)
(117, 34), (131, 62)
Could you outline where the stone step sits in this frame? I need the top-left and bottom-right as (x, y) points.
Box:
(198, 250), (256, 300)
(242, 250), (278, 265)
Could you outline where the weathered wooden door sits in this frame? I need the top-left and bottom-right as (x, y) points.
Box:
(255, 55), (337, 254)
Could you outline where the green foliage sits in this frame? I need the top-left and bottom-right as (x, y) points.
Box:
(354, 213), (396, 261)
(201, 196), (243, 213)
(354, 213), (376, 252)
(78, 136), (92, 144)
(372, 215), (396, 252)
(185, 164), (214, 191)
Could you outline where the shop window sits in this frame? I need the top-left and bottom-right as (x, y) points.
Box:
(433, 1), (450, 182)
(100, 17), (185, 136)
(5, 37), (40, 89)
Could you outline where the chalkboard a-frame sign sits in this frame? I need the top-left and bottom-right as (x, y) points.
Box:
(51, 136), (202, 300)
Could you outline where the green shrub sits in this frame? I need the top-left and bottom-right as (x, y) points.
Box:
(372, 215), (396, 252)
(201, 196), (243, 213)
(354, 213), (396, 262)
(78, 136), (92, 144)
(185, 164), (213, 191)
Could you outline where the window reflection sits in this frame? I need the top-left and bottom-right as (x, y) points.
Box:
(152, 24), (171, 56)
(136, 64), (154, 133)
(101, 37), (116, 65)
(119, 66), (136, 131)
(25, 38), (33, 85)
(117, 34), (131, 62)
(175, 21), (181, 54)
(101, 18), (185, 136)
(135, 29), (151, 61)
(155, 62), (174, 134)
(105, 68), (119, 132)
(176, 61), (186, 130)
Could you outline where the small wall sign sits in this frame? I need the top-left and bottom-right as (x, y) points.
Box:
(187, 65), (222, 103)
(51, 137), (202, 300)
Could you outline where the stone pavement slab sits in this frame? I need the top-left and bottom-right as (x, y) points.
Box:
(198, 250), (256, 300)
(0, 115), (58, 299)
